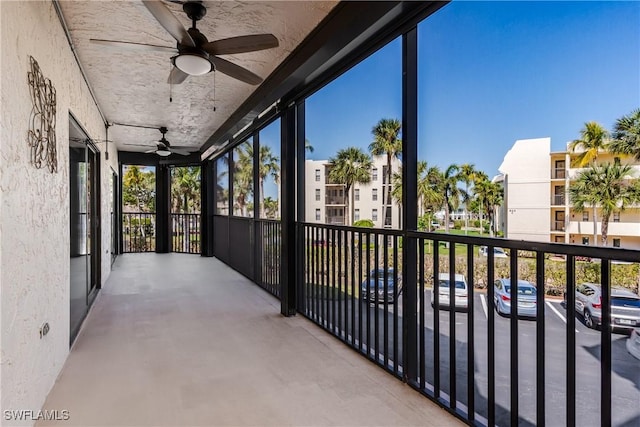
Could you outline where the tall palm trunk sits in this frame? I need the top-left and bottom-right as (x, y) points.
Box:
(601, 215), (610, 246)
(444, 202), (450, 233)
(385, 153), (392, 226)
(592, 206), (598, 246)
(259, 179), (265, 218)
(464, 182), (469, 235)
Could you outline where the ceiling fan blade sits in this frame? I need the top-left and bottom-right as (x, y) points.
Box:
(144, 149), (157, 153)
(168, 66), (189, 84)
(211, 56), (263, 85)
(90, 39), (177, 54)
(171, 148), (192, 156)
(124, 143), (155, 147)
(142, 0), (195, 47)
(203, 34), (279, 55)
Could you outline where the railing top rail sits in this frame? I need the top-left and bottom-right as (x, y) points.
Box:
(299, 221), (404, 236)
(255, 218), (282, 225)
(123, 212), (157, 215)
(407, 230), (640, 262)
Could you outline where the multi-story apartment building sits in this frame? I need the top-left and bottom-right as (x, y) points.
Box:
(305, 155), (402, 228)
(498, 137), (640, 249)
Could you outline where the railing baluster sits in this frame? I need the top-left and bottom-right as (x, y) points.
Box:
(467, 244), (475, 423)
(374, 233), (380, 362)
(419, 237), (425, 390)
(433, 239), (440, 399)
(536, 251), (546, 427)
(449, 248), (456, 410)
(393, 235), (399, 376)
(510, 249), (519, 426)
(358, 230), (363, 353)
(487, 249), (495, 426)
(383, 234), (389, 369)
(338, 229), (343, 339)
(366, 232), (371, 358)
(600, 259), (612, 426)
(566, 255), (576, 427)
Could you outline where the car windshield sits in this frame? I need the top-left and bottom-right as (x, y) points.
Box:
(505, 286), (536, 295)
(611, 297), (640, 308)
(439, 280), (466, 289)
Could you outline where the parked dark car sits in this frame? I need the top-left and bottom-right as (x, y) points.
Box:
(360, 268), (402, 303)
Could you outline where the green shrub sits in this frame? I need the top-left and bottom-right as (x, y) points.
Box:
(453, 220), (463, 230)
(353, 219), (374, 228)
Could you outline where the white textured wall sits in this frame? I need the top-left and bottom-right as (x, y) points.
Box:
(499, 138), (551, 242)
(0, 2), (114, 424)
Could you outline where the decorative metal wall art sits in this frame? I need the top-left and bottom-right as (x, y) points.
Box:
(27, 56), (57, 173)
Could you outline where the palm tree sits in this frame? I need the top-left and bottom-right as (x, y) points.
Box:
(568, 121), (609, 167)
(472, 171), (489, 232)
(441, 164), (461, 232)
(391, 161), (443, 217)
(233, 142), (254, 216)
(608, 109), (640, 160)
(458, 163), (477, 234)
(238, 144), (280, 218)
(328, 147), (373, 226)
(569, 163), (640, 246)
(171, 166), (200, 213)
(473, 175), (502, 236)
(123, 165), (155, 212)
(370, 118), (402, 227)
(263, 196), (279, 219)
(305, 139), (314, 153)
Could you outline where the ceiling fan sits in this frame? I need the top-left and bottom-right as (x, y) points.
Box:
(124, 127), (192, 156)
(90, 0), (279, 85)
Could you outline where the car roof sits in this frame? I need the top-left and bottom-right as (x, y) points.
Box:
(579, 284), (640, 298)
(438, 273), (465, 281)
(497, 278), (534, 286)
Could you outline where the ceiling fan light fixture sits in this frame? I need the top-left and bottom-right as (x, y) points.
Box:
(173, 53), (212, 76)
(156, 148), (172, 157)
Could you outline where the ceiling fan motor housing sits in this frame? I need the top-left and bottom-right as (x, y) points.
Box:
(183, 2), (207, 24)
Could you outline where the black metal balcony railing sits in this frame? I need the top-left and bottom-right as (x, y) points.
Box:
(552, 194), (566, 205)
(552, 220), (566, 231)
(171, 213), (201, 254)
(122, 212), (156, 253)
(256, 219), (281, 298)
(295, 222), (639, 427)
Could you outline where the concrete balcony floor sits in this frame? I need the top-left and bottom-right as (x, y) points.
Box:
(40, 253), (461, 426)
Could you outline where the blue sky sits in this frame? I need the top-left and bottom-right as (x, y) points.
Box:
(304, 1), (640, 178)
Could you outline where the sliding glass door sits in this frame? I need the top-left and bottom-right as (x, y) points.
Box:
(69, 119), (100, 344)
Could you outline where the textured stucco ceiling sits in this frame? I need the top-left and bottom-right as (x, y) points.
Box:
(59, 0), (337, 155)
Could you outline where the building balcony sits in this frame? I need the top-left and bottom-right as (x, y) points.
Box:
(326, 216), (345, 225)
(567, 220), (640, 237)
(325, 197), (346, 205)
(551, 168), (566, 179)
(551, 195), (566, 205)
(551, 220), (566, 232)
(40, 254), (457, 426)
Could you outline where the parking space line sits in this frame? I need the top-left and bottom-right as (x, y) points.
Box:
(480, 294), (488, 319)
(546, 301), (579, 333)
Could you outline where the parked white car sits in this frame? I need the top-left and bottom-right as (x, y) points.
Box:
(431, 273), (469, 310)
(479, 246), (508, 258)
(627, 328), (640, 360)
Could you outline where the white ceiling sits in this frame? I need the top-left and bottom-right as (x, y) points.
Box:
(59, 0), (337, 155)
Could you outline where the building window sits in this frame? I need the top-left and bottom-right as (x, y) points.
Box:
(372, 188), (378, 201)
(315, 169), (320, 182)
(582, 211), (588, 221)
(354, 209), (360, 221)
(613, 212), (620, 222)
(315, 188), (321, 201)
(582, 237), (589, 245)
(613, 238), (621, 248)
(372, 209), (378, 221)
(315, 208), (320, 221)
(372, 168), (378, 181)
(355, 188), (360, 201)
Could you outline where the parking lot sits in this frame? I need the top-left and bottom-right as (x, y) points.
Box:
(309, 289), (640, 426)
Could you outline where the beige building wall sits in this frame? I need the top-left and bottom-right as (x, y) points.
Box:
(498, 138), (552, 242)
(305, 155), (401, 228)
(1, 1), (117, 422)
